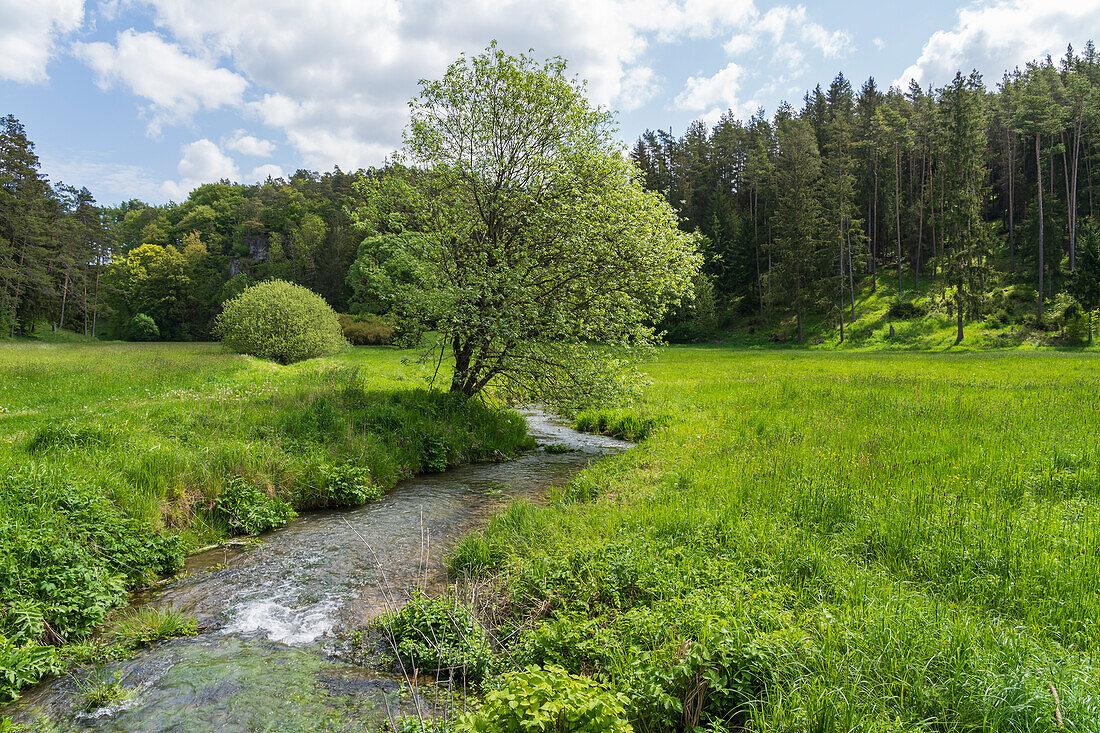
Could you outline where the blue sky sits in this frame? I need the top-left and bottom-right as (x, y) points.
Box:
(2, 0), (1097, 206)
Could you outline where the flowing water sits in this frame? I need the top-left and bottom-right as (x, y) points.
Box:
(6, 410), (628, 732)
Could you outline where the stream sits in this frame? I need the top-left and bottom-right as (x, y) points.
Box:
(6, 410), (629, 732)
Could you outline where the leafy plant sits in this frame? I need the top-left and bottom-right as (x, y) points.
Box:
(457, 665), (632, 733)
(378, 592), (493, 682)
(214, 477), (297, 535)
(321, 463), (382, 507)
(215, 279), (348, 364)
(0, 635), (61, 703)
(338, 313), (396, 345)
(887, 299), (928, 320)
(125, 313), (160, 342)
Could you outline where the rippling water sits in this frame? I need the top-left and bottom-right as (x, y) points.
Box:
(5, 410), (628, 732)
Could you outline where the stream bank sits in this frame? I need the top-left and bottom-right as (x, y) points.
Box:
(3, 410), (628, 732)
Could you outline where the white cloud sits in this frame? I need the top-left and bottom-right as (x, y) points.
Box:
(224, 130), (275, 157)
(617, 66), (661, 111)
(99, 0), (771, 168)
(720, 4), (853, 61)
(675, 61), (745, 123)
(246, 163), (285, 182)
(74, 29), (248, 135)
(161, 138), (239, 200)
(0, 0), (84, 83)
(897, 0), (1100, 88)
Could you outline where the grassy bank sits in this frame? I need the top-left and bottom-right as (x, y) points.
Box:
(687, 270), (1097, 351)
(0, 342), (532, 702)
(451, 348), (1100, 731)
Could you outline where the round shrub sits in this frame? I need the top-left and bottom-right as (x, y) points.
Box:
(215, 280), (348, 364)
(126, 313), (160, 341)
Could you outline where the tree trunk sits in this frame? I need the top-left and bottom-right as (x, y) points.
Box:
(895, 144), (902, 295)
(57, 265), (70, 332)
(847, 228), (856, 322)
(916, 151), (926, 289)
(91, 267), (101, 337)
(1036, 133), (1045, 320)
(1008, 132), (1016, 272)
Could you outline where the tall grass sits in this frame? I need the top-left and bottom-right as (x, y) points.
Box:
(0, 342), (532, 701)
(452, 348), (1100, 731)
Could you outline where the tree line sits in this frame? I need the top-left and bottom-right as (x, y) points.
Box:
(1, 112), (367, 340)
(634, 44), (1100, 342)
(5, 44), (1100, 345)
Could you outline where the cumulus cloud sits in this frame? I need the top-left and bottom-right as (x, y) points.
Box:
(897, 0), (1100, 88)
(74, 29), (248, 134)
(224, 130), (275, 157)
(0, 0), (84, 83)
(96, 0), (779, 168)
(675, 62), (746, 123)
(617, 66), (661, 111)
(161, 138), (240, 200)
(246, 163), (285, 182)
(720, 4), (853, 62)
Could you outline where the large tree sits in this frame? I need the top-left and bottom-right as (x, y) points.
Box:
(356, 44), (700, 403)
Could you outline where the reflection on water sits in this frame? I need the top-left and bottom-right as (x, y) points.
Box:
(6, 410), (628, 731)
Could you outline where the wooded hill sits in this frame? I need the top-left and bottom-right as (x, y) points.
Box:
(637, 44), (1100, 344)
(4, 44), (1100, 345)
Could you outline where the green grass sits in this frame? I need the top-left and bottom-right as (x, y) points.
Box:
(0, 342), (532, 701)
(452, 347), (1100, 731)
(711, 268), (1096, 351)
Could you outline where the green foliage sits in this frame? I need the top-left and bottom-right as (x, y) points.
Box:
(215, 477), (297, 535)
(345, 233), (425, 316)
(378, 592), (493, 681)
(215, 279), (348, 364)
(457, 665), (632, 733)
(464, 348), (1100, 731)
(0, 342), (534, 699)
(357, 44), (700, 402)
(338, 313), (395, 345)
(111, 607), (198, 649)
(886, 299), (928, 319)
(320, 463), (382, 507)
(125, 313), (160, 341)
(0, 467), (182, 644)
(0, 635), (61, 703)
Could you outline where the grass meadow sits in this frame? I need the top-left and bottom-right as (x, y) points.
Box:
(451, 348), (1100, 731)
(0, 342), (530, 702)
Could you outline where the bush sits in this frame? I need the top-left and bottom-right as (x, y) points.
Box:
(125, 313), (160, 341)
(321, 463), (382, 507)
(338, 314), (396, 345)
(215, 279), (348, 364)
(214, 477), (297, 535)
(378, 591), (493, 681)
(887, 300), (928, 320)
(457, 664), (632, 733)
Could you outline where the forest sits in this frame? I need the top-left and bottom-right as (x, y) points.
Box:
(5, 45), (1100, 347)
